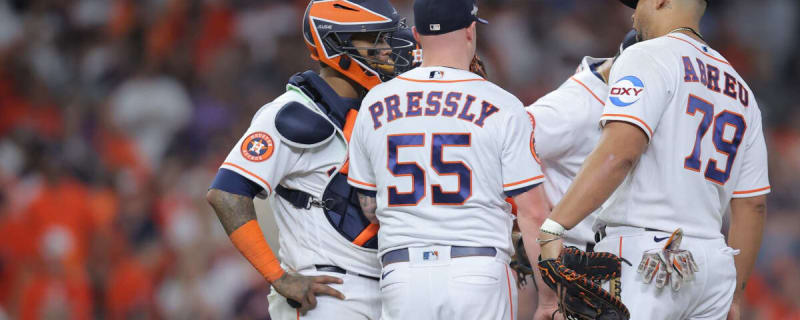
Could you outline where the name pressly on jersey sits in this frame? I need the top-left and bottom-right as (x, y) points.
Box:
(367, 91), (500, 129)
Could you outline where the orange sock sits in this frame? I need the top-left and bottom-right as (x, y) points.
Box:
(230, 220), (285, 282)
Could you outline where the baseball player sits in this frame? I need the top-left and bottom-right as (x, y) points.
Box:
(518, 31), (640, 320)
(346, 0), (550, 319)
(205, 1), (416, 319)
(538, 0), (769, 319)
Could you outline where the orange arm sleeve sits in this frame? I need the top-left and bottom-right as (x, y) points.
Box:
(229, 220), (285, 282)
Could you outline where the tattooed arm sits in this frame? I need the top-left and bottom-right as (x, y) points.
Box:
(207, 188), (258, 234)
(206, 188), (344, 313)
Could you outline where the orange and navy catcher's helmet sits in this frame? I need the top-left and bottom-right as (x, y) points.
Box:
(303, 0), (414, 90)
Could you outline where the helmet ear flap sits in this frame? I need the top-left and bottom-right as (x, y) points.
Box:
(339, 55), (352, 70)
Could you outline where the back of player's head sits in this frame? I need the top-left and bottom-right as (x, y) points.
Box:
(302, 0), (415, 90)
(411, 0), (487, 68)
(413, 0), (487, 36)
(622, 0), (708, 41)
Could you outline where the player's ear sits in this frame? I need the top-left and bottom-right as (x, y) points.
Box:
(466, 21), (476, 42)
(412, 26), (420, 43)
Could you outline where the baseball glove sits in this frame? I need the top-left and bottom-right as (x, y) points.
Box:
(470, 54), (488, 79)
(538, 247), (631, 320)
(509, 232), (536, 289)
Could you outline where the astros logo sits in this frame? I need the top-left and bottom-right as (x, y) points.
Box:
(527, 112), (541, 164)
(241, 132), (274, 162)
(609, 75), (645, 107)
(530, 131), (541, 164)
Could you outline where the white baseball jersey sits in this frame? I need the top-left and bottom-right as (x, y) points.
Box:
(598, 32), (770, 238)
(220, 85), (381, 278)
(526, 56), (609, 247)
(347, 66), (544, 257)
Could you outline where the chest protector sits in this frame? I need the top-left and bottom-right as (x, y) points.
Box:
(274, 71), (377, 250)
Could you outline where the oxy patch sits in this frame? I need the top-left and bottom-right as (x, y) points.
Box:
(609, 75), (645, 107)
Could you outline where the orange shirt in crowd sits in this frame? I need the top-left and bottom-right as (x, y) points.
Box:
(24, 179), (94, 272)
(18, 272), (92, 320)
(105, 256), (155, 320)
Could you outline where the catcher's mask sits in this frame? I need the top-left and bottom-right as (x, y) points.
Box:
(390, 27), (423, 74)
(303, 0), (415, 90)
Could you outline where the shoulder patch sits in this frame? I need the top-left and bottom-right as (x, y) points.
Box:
(275, 101), (336, 148)
(609, 75), (644, 107)
(528, 112), (541, 164)
(241, 132), (275, 162)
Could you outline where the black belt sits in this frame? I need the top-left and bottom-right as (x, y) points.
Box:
(595, 226), (668, 242)
(381, 246), (497, 266)
(315, 264), (379, 281)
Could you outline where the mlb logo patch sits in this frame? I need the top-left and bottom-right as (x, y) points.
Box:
(422, 250), (439, 261)
(429, 70), (444, 79)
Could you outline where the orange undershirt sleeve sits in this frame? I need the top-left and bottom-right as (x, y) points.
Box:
(229, 220), (285, 282)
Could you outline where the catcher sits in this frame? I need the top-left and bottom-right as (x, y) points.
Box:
(206, 1), (416, 318)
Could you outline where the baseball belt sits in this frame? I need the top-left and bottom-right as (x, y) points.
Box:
(594, 226), (668, 242)
(315, 264), (379, 281)
(381, 246), (497, 266)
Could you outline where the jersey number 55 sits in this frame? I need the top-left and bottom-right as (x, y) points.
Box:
(387, 133), (472, 206)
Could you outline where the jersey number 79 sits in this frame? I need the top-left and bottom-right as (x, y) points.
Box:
(387, 133), (472, 206)
(683, 95), (747, 185)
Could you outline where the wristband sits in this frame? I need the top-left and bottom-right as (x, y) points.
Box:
(540, 218), (567, 237)
(230, 220), (285, 282)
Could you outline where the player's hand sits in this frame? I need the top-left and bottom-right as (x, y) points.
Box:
(534, 309), (563, 320)
(271, 272), (345, 313)
(533, 301), (561, 320)
(533, 269), (562, 320)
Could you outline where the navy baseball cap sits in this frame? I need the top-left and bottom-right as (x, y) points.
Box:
(414, 0), (488, 36)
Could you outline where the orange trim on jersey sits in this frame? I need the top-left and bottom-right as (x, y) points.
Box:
(666, 35), (730, 66)
(506, 266), (515, 320)
(296, 309), (300, 320)
(602, 114), (654, 137)
(503, 175), (545, 188)
(618, 237), (623, 258)
(222, 162), (274, 193)
(733, 186), (771, 195)
(347, 176), (377, 188)
(352, 223), (379, 246)
(396, 76), (486, 84)
(570, 76), (605, 106)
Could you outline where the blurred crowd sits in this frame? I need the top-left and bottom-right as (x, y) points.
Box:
(0, 0), (797, 319)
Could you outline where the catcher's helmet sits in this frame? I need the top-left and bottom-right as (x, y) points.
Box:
(302, 0), (413, 90)
(389, 27), (422, 75)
